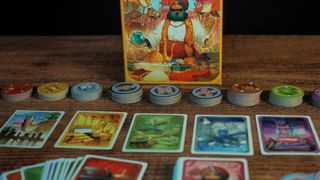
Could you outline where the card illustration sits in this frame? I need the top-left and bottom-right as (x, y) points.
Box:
(72, 155), (147, 180)
(21, 163), (44, 180)
(121, 0), (222, 84)
(0, 110), (64, 148)
(123, 113), (187, 152)
(55, 111), (127, 150)
(256, 115), (320, 155)
(111, 82), (141, 94)
(175, 157), (249, 180)
(192, 115), (253, 155)
(1, 169), (22, 180)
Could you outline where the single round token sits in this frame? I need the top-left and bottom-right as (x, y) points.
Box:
(280, 172), (320, 180)
(231, 82), (262, 93)
(1, 83), (33, 95)
(271, 85), (304, 97)
(38, 82), (69, 95)
(313, 87), (320, 97)
(111, 82), (141, 94)
(71, 82), (102, 95)
(150, 85), (180, 97)
(191, 86), (222, 99)
(312, 87), (320, 107)
(71, 82), (102, 101)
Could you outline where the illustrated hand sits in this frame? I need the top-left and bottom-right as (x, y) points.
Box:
(130, 31), (147, 46)
(205, 38), (213, 47)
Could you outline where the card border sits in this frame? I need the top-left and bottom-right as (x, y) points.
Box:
(58, 158), (73, 180)
(41, 159), (52, 180)
(71, 154), (148, 180)
(256, 114), (320, 156)
(191, 115), (254, 156)
(174, 157), (250, 180)
(1, 168), (21, 180)
(0, 110), (65, 149)
(47, 159), (61, 180)
(54, 111), (128, 150)
(52, 158), (66, 180)
(65, 157), (84, 180)
(122, 113), (188, 153)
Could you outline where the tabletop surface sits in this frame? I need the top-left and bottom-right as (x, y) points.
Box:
(0, 35), (319, 179)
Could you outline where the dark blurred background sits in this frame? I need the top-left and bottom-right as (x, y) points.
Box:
(0, 0), (319, 35)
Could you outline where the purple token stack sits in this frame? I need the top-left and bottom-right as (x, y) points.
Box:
(312, 87), (320, 107)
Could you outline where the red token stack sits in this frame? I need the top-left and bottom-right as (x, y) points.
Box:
(1, 83), (33, 101)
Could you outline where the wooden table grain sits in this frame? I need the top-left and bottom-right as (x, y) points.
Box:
(0, 35), (319, 180)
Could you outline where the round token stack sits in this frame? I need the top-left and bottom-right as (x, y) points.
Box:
(110, 82), (143, 104)
(190, 86), (222, 107)
(312, 87), (320, 107)
(37, 82), (69, 100)
(1, 83), (33, 101)
(227, 82), (263, 106)
(149, 85), (182, 105)
(269, 85), (304, 107)
(71, 82), (102, 101)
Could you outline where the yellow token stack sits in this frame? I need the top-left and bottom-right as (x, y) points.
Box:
(37, 82), (69, 100)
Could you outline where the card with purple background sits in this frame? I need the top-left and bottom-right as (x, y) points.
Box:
(256, 115), (320, 155)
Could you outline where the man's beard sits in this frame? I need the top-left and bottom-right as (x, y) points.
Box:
(167, 11), (188, 21)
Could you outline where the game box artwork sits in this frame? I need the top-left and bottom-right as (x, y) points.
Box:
(120, 0), (222, 84)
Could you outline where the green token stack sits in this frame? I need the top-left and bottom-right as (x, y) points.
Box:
(269, 85), (304, 107)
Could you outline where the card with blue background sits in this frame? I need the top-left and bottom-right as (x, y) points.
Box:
(191, 115), (254, 155)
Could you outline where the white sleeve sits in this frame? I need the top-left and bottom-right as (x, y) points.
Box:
(192, 19), (209, 47)
(146, 20), (165, 48)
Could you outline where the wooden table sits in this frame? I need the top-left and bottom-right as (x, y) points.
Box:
(0, 35), (319, 179)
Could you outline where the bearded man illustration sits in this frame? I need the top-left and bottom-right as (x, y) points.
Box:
(131, 0), (213, 66)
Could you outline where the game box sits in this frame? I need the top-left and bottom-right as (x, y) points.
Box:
(120, 0), (222, 84)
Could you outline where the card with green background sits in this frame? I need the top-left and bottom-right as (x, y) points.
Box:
(21, 163), (44, 180)
(122, 113), (187, 153)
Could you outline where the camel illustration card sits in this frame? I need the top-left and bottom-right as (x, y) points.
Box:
(121, 0), (222, 85)
(122, 113), (187, 153)
(21, 163), (45, 180)
(55, 111), (127, 150)
(173, 157), (249, 180)
(0, 110), (65, 148)
(71, 155), (147, 180)
(1, 169), (22, 180)
(256, 115), (320, 155)
(191, 115), (254, 156)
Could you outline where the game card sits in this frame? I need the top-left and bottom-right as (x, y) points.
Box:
(41, 160), (52, 180)
(256, 115), (320, 155)
(1, 169), (22, 180)
(173, 157), (250, 180)
(65, 157), (84, 180)
(71, 155), (147, 180)
(47, 159), (60, 180)
(120, 0), (223, 85)
(52, 159), (65, 180)
(57, 158), (74, 180)
(0, 110), (64, 148)
(192, 115), (254, 155)
(21, 163), (45, 180)
(55, 111), (127, 150)
(122, 113), (188, 153)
